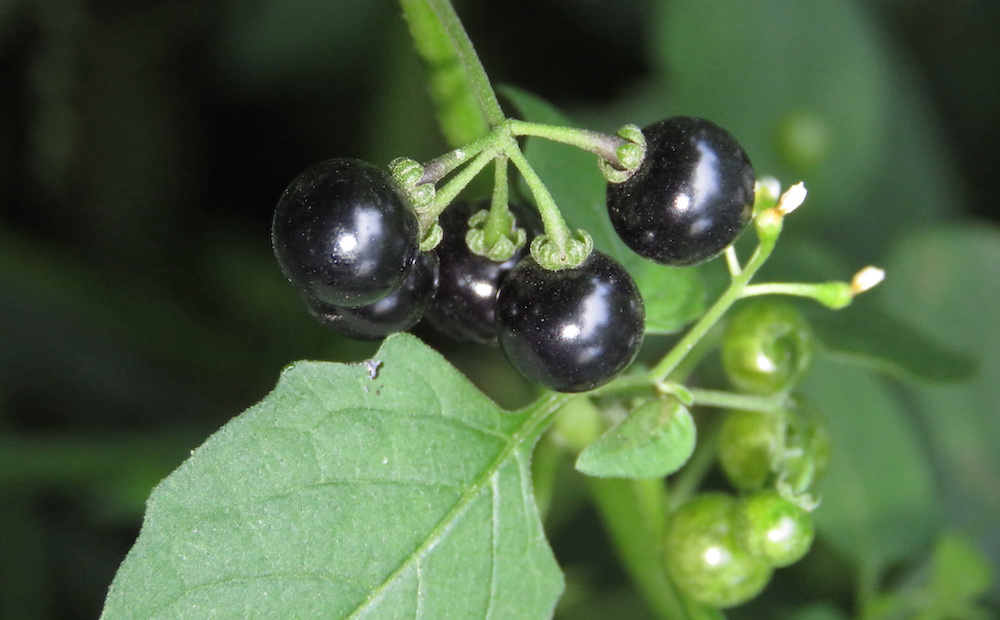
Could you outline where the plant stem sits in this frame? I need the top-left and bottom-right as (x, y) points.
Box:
(422, 147), (497, 228)
(399, 0), (491, 146)
(666, 416), (722, 511)
(422, 0), (505, 126)
(508, 119), (626, 164)
(688, 388), (784, 413)
(587, 477), (693, 620)
(419, 129), (500, 184)
(483, 156), (511, 247)
(506, 145), (573, 252)
(741, 282), (828, 299)
(648, 237), (778, 384)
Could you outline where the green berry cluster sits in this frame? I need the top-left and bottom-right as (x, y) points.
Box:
(662, 299), (828, 608)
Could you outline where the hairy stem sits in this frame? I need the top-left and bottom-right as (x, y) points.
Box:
(648, 236), (779, 384)
(508, 119), (627, 165)
(506, 146), (573, 252)
(587, 477), (692, 620)
(483, 156), (512, 248)
(421, 0), (505, 126)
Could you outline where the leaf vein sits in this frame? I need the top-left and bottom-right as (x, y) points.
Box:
(345, 395), (568, 618)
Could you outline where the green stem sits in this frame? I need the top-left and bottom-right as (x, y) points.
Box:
(741, 282), (827, 299)
(508, 119), (626, 164)
(666, 415), (722, 511)
(530, 433), (562, 520)
(587, 477), (692, 620)
(648, 236), (778, 384)
(688, 388), (785, 413)
(419, 129), (500, 184)
(425, 147), (497, 226)
(399, 0), (491, 146)
(506, 146), (572, 252)
(484, 155), (511, 247)
(422, 0), (505, 125)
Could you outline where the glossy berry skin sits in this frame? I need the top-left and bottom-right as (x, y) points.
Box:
(663, 493), (773, 609)
(306, 252), (438, 340)
(272, 158), (419, 308)
(736, 490), (815, 568)
(607, 117), (755, 266)
(722, 300), (813, 395)
(495, 251), (644, 393)
(425, 201), (540, 344)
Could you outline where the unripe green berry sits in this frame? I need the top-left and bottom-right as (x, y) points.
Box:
(663, 493), (773, 608)
(737, 490), (815, 567)
(717, 410), (780, 492)
(722, 300), (813, 395)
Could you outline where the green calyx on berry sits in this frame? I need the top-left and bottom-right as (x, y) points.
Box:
(424, 201), (540, 345)
(598, 123), (646, 183)
(390, 157), (436, 211)
(529, 229), (594, 272)
(464, 208), (528, 262)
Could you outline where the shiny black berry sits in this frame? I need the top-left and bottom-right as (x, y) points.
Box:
(425, 201), (541, 344)
(495, 251), (645, 393)
(607, 117), (755, 266)
(306, 252), (439, 340)
(272, 158), (419, 307)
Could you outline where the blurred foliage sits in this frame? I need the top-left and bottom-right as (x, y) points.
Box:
(0, 0), (998, 618)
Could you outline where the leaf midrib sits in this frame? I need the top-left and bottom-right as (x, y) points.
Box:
(345, 393), (568, 619)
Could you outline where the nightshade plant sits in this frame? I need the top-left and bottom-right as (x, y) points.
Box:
(98, 1), (992, 619)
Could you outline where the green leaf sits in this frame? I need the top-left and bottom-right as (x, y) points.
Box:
(866, 533), (995, 620)
(576, 399), (696, 479)
(502, 86), (705, 334)
(810, 297), (976, 383)
(881, 223), (1000, 536)
(801, 358), (937, 573)
(928, 533), (994, 609)
(653, 0), (892, 223)
(101, 334), (563, 619)
(400, 0), (492, 147)
(631, 261), (706, 335)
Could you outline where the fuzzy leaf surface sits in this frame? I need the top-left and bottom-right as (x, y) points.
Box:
(576, 398), (696, 479)
(101, 334), (563, 619)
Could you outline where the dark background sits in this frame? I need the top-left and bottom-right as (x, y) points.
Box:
(1, 0), (998, 617)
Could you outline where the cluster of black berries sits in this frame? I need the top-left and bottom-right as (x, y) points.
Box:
(272, 117), (754, 393)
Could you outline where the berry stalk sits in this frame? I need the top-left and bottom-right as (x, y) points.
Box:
(508, 119), (629, 168)
(406, 0), (505, 129)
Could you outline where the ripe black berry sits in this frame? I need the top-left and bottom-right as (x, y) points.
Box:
(425, 201), (541, 344)
(272, 158), (419, 307)
(306, 252), (439, 340)
(607, 117), (755, 266)
(495, 251), (645, 393)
